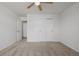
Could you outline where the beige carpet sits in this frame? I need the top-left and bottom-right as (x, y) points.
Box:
(0, 40), (79, 56)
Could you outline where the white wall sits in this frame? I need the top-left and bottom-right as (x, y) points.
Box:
(60, 3), (79, 52)
(20, 14), (59, 42)
(0, 4), (17, 50)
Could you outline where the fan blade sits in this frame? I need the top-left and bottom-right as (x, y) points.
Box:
(38, 5), (42, 11)
(27, 3), (34, 8)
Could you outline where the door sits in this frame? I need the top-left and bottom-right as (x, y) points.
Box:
(22, 21), (27, 40)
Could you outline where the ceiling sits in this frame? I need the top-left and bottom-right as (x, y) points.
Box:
(1, 2), (75, 16)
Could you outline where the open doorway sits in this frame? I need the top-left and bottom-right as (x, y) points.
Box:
(22, 21), (27, 40)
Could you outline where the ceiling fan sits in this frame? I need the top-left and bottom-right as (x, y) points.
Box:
(27, 2), (53, 11)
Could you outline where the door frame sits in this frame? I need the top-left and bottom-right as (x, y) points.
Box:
(22, 21), (27, 40)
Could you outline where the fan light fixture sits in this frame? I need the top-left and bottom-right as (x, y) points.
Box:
(35, 2), (40, 5)
(27, 2), (53, 11)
